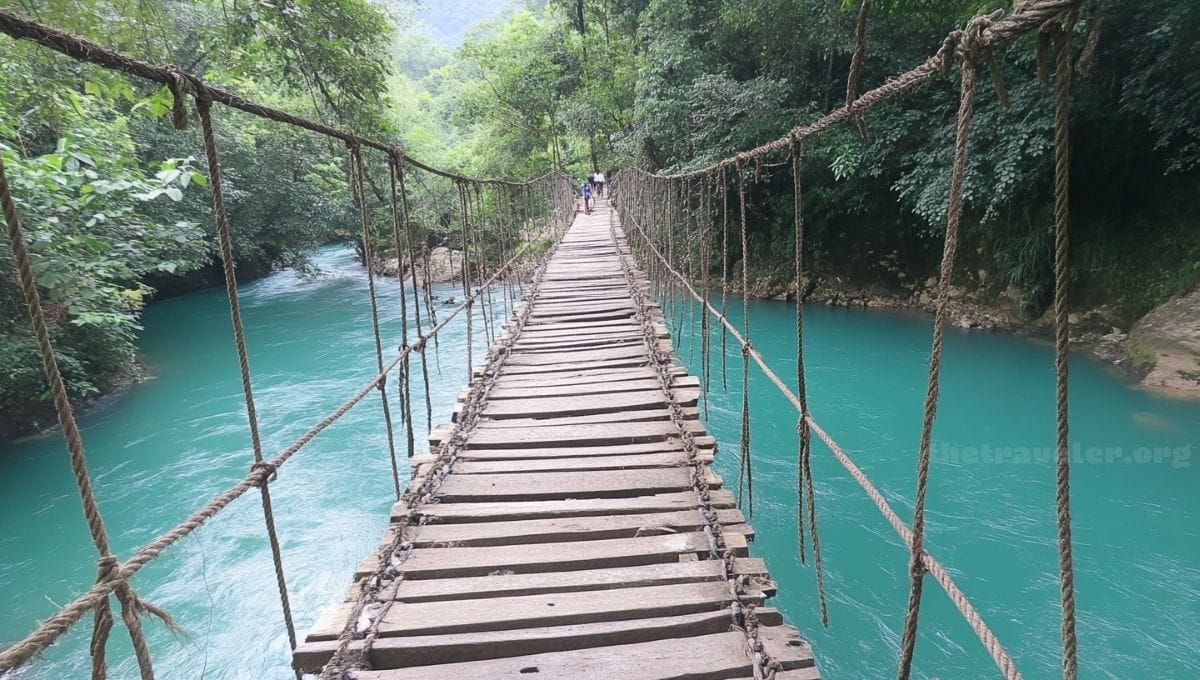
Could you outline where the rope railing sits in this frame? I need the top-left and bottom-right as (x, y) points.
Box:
(0, 7), (576, 675)
(612, 1), (1083, 678)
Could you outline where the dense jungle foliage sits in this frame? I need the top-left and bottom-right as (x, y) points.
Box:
(2, 0), (1197, 436)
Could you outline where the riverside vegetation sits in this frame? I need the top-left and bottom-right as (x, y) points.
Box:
(3, 0), (1199, 437)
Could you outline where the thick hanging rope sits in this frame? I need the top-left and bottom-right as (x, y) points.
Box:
(719, 168), (730, 392)
(0, 154), (158, 680)
(895, 37), (981, 680)
(736, 165), (754, 515)
(700, 173), (713, 418)
(348, 143), (403, 500)
(792, 141), (830, 628)
(195, 93), (298, 653)
(457, 180), (475, 382)
(1051, 16), (1080, 680)
(616, 185), (1020, 679)
(386, 152), (416, 460)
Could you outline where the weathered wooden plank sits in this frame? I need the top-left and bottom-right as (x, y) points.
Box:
(294, 608), (787, 672)
(435, 468), (694, 501)
(505, 345), (647, 366)
(454, 441), (693, 461)
(376, 558), (772, 604)
(482, 375), (697, 401)
(465, 420), (705, 449)
(491, 365), (656, 387)
(310, 581), (767, 641)
(401, 491), (736, 524)
(358, 531), (748, 579)
(348, 627), (813, 679)
(482, 390), (693, 418)
(451, 451), (706, 474)
(496, 357), (650, 375)
(475, 407), (699, 429)
(408, 508), (748, 547)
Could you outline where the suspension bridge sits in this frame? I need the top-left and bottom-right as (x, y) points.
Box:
(0, 1), (1084, 678)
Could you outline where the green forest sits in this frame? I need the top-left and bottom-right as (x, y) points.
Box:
(2, 0), (1198, 437)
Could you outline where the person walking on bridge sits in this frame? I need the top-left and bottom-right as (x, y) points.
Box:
(581, 177), (593, 214)
(593, 171), (606, 198)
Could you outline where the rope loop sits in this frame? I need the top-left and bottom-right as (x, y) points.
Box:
(251, 461), (279, 485)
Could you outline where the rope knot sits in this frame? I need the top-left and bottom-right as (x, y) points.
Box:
(251, 461), (279, 484)
(412, 335), (427, 352)
(740, 340), (753, 357)
(95, 554), (120, 584)
(957, 10), (1004, 66)
(164, 66), (192, 130)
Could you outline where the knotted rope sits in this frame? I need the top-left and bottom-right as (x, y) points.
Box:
(791, 141), (829, 627)
(348, 142), (403, 499)
(1, 147), (157, 680)
(194, 91), (299, 654)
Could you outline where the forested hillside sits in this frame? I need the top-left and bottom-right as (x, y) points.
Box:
(3, 0), (1198, 436)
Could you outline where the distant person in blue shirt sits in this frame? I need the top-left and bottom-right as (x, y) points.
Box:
(581, 178), (593, 214)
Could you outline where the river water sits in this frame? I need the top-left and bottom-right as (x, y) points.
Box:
(1, 245), (1197, 679)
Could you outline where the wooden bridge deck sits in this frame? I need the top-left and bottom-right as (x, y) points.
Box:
(293, 200), (818, 678)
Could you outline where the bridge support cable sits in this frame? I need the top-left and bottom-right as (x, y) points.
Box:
(1051, 15), (1080, 680)
(1, 148), (160, 680)
(615, 176), (1021, 679)
(613, 1), (1082, 677)
(791, 140), (829, 628)
(895, 37), (980, 680)
(348, 142), (404, 501)
(317, 179), (574, 678)
(0, 9), (576, 672)
(609, 207), (785, 680)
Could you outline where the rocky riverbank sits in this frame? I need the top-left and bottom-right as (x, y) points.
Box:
(743, 273), (1199, 397)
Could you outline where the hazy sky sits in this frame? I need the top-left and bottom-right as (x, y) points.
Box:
(410, 0), (512, 46)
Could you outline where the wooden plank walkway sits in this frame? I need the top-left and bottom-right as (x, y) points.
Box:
(294, 199), (818, 678)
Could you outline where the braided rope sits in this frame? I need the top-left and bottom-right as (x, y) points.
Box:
(615, 176), (1021, 679)
(0, 167), (573, 673)
(194, 94), (299, 653)
(348, 143), (403, 499)
(637, 0), (1078, 180)
(791, 141), (829, 627)
(610, 203), (779, 680)
(1051, 16), (1080, 680)
(736, 167), (754, 515)
(387, 152), (417, 461)
(0, 156), (156, 680)
(895, 41), (981, 679)
(318, 177), (573, 677)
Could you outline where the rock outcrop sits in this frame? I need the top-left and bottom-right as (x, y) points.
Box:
(1126, 288), (1200, 395)
(376, 247), (465, 284)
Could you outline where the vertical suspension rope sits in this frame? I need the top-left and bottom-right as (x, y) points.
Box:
(736, 164), (753, 515)
(700, 172), (712, 419)
(1, 153), (157, 680)
(846, 0), (873, 126)
(457, 180), (474, 382)
(195, 93), (298, 653)
(1051, 17), (1079, 680)
(793, 140), (830, 627)
(895, 50), (980, 680)
(719, 168), (730, 391)
(386, 152), (416, 462)
(399, 165), (434, 436)
(348, 143), (403, 500)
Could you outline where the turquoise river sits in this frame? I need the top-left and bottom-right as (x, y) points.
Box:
(1, 245), (1197, 679)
